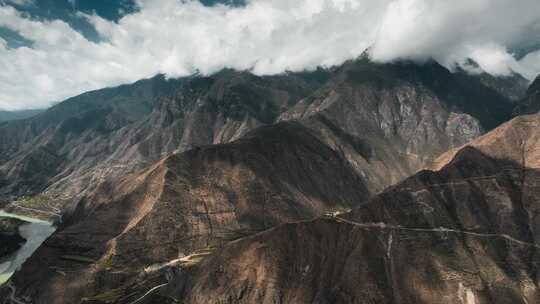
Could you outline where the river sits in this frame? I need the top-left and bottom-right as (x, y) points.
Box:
(0, 210), (56, 285)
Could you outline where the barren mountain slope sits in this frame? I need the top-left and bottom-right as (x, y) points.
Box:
(0, 71), (328, 210)
(170, 116), (540, 304)
(0, 58), (525, 222)
(434, 113), (540, 170)
(2, 121), (369, 303)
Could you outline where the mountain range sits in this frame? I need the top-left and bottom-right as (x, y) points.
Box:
(0, 109), (44, 123)
(1, 57), (539, 304)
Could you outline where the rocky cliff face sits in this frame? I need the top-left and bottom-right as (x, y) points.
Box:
(170, 115), (540, 304)
(280, 59), (514, 192)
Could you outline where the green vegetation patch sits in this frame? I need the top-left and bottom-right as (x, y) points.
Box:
(16, 194), (52, 209)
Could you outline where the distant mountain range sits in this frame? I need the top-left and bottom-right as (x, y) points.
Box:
(0, 109), (44, 123)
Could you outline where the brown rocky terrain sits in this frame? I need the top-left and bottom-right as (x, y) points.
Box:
(280, 59), (513, 191)
(0, 61), (533, 303)
(434, 114), (540, 170)
(6, 115), (539, 303)
(0, 59), (520, 216)
(167, 114), (540, 304)
(0, 69), (309, 210)
(0, 70), (329, 219)
(2, 121), (369, 303)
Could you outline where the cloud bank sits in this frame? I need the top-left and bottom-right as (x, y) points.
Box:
(1, 0), (540, 110)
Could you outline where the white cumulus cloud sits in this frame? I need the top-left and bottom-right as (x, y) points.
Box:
(0, 0), (540, 110)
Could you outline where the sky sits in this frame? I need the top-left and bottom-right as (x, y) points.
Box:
(0, 0), (540, 110)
